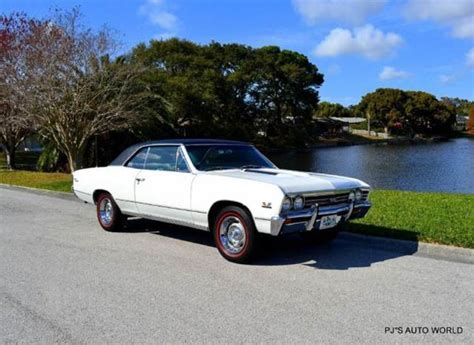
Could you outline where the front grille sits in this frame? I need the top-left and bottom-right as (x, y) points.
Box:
(361, 190), (369, 201)
(304, 193), (350, 207)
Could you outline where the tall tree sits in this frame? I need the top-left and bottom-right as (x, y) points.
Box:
(0, 13), (37, 169)
(314, 102), (352, 118)
(24, 9), (145, 171)
(440, 97), (474, 116)
(131, 40), (324, 146)
(468, 108), (474, 132)
(357, 88), (407, 133)
(249, 46), (323, 142)
(405, 91), (455, 135)
(357, 88), (455, 135)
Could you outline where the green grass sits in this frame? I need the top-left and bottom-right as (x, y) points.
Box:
(348, 190), (474, 248)
(0, 169), (473, 248)
(0, 170), (72, 192)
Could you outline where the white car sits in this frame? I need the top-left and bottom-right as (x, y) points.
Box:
(73, 139), (372, 262)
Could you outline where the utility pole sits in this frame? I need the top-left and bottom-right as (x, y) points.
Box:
(367, 111), (371, 136)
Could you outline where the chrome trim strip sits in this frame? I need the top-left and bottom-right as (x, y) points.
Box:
(354, 201), (372, 208)
(286, 189), (348, 198)
(115, 198), (207, 214)
(192, 210), (207, 214)
(319, 205), (350, 216)
(184, 143), (251, 146)
(344, 201), (354, 221)
(254, 217), (272, 221)
(122, 144), (179, 168)
(270, 216), (285, 236)
(287, 187), (370, 198)
(306, 205), (318, 231)
(73, 189), (91, 196)
(123, 211), (209, 231)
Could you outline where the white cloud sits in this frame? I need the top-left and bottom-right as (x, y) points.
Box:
(139, 0), (178, 32)
(149, 12), (177, 30)
(314, 25), (403, 59)
(293, 0), (386, 25)
(467, 48), (474, 68)
(379, 66), (411, 80)
(439, 73), (457, 84)
(404, 0), (474, 38)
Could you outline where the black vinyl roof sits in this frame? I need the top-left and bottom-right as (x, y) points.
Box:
(142, 138), (248, 145)
(109, 138), (250, 166)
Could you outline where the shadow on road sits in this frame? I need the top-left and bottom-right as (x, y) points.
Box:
(124, 218), (418, 270)
(255, 234), (418, 270)
(124, 218), (215, 247)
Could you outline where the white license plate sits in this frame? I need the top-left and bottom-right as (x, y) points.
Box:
(320, 215), (340, 230)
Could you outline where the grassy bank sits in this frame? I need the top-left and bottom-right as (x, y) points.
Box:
(0, 170), (72, 192)
(348, 190), (474, 248)
(1, 170), (473, 248)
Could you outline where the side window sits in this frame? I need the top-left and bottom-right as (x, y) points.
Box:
(144, 146), (178, 171)
(126, 147), (149, 169)
(176, 149), (190, 172)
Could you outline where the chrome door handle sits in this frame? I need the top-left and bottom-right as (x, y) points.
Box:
(135, 178), (145, 183)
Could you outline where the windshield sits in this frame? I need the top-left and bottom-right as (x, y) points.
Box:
(185, 145), (275, 171)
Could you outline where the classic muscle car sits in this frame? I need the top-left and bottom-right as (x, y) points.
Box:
(73, 139), (372, 262)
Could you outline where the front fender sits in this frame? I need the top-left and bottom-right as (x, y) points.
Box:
(191, 174), (284, 233)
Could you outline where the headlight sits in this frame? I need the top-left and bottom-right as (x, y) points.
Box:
(281, 197), (292, 211)
(355, 189), (362, 201)
(348, 192), (355, 201)
(294, 196), (304, 210)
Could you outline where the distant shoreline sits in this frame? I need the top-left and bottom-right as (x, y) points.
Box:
(264, 133), (473, 153)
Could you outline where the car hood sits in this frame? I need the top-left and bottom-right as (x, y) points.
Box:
(206, 168), (370, 194)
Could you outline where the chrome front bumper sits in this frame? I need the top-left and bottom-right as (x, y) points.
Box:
(269, 201), (372, 236)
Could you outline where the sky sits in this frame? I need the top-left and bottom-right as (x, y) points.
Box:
(2, 0), (473, 105)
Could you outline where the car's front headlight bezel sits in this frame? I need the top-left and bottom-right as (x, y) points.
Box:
(281, 197), (292, 212)
(293, 196), (304, 210)
(348, 191), (355, 202)
(355, 189), (362, 201)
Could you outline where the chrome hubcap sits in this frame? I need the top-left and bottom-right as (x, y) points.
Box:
(219, 216), (246, 254)
(99, 198), (113, 225)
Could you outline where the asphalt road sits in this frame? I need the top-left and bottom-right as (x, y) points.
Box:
(1, 187), (473, 344)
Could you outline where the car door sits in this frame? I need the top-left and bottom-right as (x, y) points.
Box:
(107, 146), (149, 214)
(134, 145), (195, 225)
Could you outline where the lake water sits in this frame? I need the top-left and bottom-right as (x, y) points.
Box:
(267, 138), (474, 194)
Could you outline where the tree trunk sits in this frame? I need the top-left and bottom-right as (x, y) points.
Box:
(4, 145), (16, 170)
(66, 147), (85, 173)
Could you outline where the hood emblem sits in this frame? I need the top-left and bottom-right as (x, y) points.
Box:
(262, 202), (272, 209)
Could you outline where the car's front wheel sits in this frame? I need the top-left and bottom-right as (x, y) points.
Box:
(213, 206), (258, 263)
(96, 192), (124, 232)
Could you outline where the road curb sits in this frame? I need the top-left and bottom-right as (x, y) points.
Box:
(339, 232), (474, 265)
(0, 183), (78, 202)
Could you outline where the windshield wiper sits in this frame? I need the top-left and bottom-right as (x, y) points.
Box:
(203, 166), (234, 171)
(240, 165), (265, 170)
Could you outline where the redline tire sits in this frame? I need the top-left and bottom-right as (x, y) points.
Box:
(96, 192), (124, 232)
(213, 206), (257, 263)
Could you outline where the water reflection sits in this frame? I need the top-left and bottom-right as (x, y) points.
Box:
(267, 138), (474, 194)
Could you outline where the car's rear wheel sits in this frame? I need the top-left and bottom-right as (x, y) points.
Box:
(213, 206), (257, 263)
(96, 192), (124, 232)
